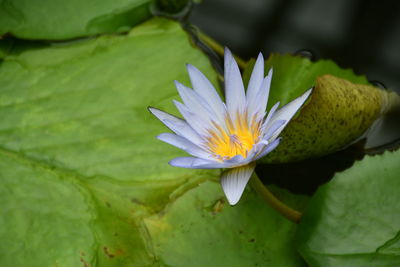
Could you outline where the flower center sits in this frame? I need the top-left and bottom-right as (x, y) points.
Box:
(205, 113), (262, 160)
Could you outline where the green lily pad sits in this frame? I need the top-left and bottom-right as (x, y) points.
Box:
(0, 0), (151, 40)
(296, 150), (400, 266)
(263, 54), (370, 109)
(0, 18), (305, 266)
(0, 150), (96, 267)
(145, 181), (306, 267)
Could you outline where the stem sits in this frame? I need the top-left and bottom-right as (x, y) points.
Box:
(197, 31), (247, 69)
(250, 173), (303, 224)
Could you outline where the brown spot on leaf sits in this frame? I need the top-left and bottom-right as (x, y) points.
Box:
(103, 247), (115, 259)
(80, 257), (90, 267)
(212, 199), (225, 215)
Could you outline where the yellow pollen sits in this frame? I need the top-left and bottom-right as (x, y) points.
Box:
(205, 112), (261, 160)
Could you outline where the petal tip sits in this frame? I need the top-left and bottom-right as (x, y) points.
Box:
(147, 106), (158, 115)
(222, 184), (243, 206)
(168, 158), (180, 167)
(174, 82), (183, 93)
(224, 47), (234, 61)
(186, 63), (196, 73)
(156, 133), (167, 140)
(227, 197), (240, 206)
(220, 165), (255, 206)
(306, 87), (313, 96)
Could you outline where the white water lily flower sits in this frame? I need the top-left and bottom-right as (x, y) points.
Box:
(149, 48), (312, 205)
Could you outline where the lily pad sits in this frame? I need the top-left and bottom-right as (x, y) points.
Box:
(0, 150), (96, 267)
(145, 181), (306, 267)
(296, 150), (400, 266)
(262, 54), (370, 109)
(0, 0), (151, 40)
(0, 18), (305, 266)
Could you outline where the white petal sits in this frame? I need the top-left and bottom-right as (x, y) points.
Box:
(174, 81), (214, 122)
(186, 64), (227, 124)
(173, 100), (209, 136)
(169, 157), (224, 169)
(244, 141), (266, 162)
(263, 119), (286, 141)
(250, 69), (272, 121)
(157, 133), (211, 159)
(266, 88), (313, 140)
(246, 53), (264, 109)
(220, 164), (256, 205)
(222, 154), (247, 167)
(169, 154), (249, 169)
(224, 47), (246, 119)
(255, 137), (281, 160)
(262, 101), (280, 130)
(148, 107), (203, 145)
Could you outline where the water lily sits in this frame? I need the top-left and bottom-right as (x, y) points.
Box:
(149, 48), (312, 205)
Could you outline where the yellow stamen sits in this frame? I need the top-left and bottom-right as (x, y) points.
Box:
(205, 112), (262, 160)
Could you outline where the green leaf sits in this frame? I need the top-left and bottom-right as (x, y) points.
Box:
(0, 150), (96, 267)
(0, 0), (151, 40)
(0, 18), (304, 266)
(263, 54), (370, 109)
(296, 150), (400, 266)
(145, 181), (306, 267)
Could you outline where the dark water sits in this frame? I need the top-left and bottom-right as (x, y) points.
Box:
(189, 0), (400, 93)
